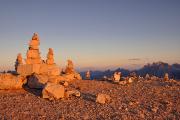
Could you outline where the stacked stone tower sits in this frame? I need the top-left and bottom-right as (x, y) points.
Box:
(16, 33), (60, 76)
(15, 53), (23, 71)
(46, 48), (54, 65)
(65, 60), (75, 74)
(26, 33), (42, 64)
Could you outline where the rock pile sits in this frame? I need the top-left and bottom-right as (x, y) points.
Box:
(0, 33), (82, 100)
(16, 33), (60, 76)
(62, 60), (82, 81)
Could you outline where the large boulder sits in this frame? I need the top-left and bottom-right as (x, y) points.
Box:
(27, 74), (49, 89)
(42, 83), (65, 100)
(27, 74), (64, 89)
(0, 73), (27, 90)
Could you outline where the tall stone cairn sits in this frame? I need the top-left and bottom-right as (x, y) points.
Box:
(26, 33), (42, 64)
(46, 48), (54, 65)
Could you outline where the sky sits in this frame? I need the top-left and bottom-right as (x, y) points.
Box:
(0, 0), (180, 71)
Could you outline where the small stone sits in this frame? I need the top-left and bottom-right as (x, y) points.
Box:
(96, 93), (111, 104)
(113, 72), (121, 83)
(85, 70), (91, 80)
(164, 73), (169, 81)
(128, 77), (133, 83)
(151, 107), (158, 113)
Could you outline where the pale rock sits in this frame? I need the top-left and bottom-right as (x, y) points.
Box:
(17, 64), (41, 76)
(0, 73), (27, 90)
(103, 76), (108, 80)
(164, 73), (169, 81)
(96, 93), (111, 104)
(85, 70), (91, 80)
(128, 77), (133, 83)
(42, 82), (65, 100)
(113, 72), (121, 83)
(39, 64), (60, 76)
(145, 74), (150, 80)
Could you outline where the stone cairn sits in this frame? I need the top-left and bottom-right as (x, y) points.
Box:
(113, 72), (121, 83)
(15, 53), (23, 71)
(65, 60), (75, 74)
(85, 70), (91, 80)
(26, 33), (42, 64)
(164, 73), (169, 81)
(16, 33), (60, 76)
(46, 48), (54, 65)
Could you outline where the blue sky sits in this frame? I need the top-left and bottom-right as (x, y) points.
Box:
(0, 0), (180, 71)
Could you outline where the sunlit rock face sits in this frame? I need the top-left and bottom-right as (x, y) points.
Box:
(16, 33), (60, 76)
(0, 73), (27, 90)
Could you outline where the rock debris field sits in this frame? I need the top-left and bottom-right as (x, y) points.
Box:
(0, 79), (179, 120)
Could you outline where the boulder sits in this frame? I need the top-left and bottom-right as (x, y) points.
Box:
(96, 93), (111, 104)
(27, 74), (48, 89)
(0, 73), (27, 90)
(42, 83), (65, 100)
(27, 74), (64, 89)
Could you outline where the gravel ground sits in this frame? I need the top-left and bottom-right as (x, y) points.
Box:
(0, 79), (179, 120)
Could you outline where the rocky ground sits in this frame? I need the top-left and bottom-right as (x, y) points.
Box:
(0, 79), (179, 120)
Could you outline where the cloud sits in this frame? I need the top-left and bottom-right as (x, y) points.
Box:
(128, 58), (141, 61)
